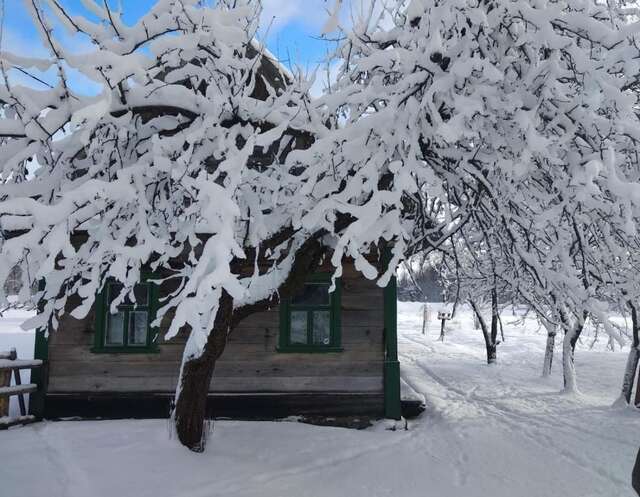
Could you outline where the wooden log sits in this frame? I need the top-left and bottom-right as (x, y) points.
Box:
(49, 342), (381, 362)
(0, 348), (17, 416)
(0, 383), (37, 397)
(0, 365), (9, 416)
(47, 358), (383, 379)
(0, 359), (43, 371)
(0, 414), (36, 430)
(13, 367), (26, 415)
(48, 375), (383, 393)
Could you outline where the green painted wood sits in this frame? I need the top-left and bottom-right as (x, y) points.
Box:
(92, 279), (159, 354)
(383, 255), (401, 420)
(29, 279), (49, 418)
(278, 273), (343, 353)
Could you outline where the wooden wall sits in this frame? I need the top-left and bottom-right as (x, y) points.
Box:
(46, 264), (385, 396)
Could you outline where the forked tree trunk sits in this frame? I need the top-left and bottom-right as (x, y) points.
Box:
(174, 291), (234, 452)
(470, 296), (498, 365)
(561, 311), (586, 393)
(621, 302), (640, 405)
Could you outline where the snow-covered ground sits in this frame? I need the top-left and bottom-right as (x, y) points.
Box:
(1, 302), (639, 497)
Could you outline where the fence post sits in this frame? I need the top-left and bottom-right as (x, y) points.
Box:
(0, 354), (9, 417)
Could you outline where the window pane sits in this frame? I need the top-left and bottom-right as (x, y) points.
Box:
(290, 311), (308, 344)
(128, 311), (148, 345)
(105, 311), (125, 345)
(312, 311), (331, 345)
(291, 283), (330, 306)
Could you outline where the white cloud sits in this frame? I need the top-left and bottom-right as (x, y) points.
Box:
(260, 0), (343, 34)
(309, 59), (341, 98)
(260, 0), (305, 33)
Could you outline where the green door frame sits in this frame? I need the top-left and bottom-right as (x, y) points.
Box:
(383, 258), (401, 420)
(30, 280), (49, 418)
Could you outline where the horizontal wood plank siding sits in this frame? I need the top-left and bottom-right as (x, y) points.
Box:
(47, 265), (384, 396)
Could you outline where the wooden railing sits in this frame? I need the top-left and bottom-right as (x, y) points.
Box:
(0, 348), (42, 429)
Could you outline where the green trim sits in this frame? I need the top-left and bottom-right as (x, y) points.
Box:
(92, 278), (160, 354)
(29, 279), (49, 418)
(278, 274), (342, 353)
(383, 256), (401, 420)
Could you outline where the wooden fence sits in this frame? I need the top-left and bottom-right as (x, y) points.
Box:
(0, 348), (42, 429)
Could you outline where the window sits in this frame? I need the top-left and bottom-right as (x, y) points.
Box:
(278, 274), (342, 352)
(92, 281), (159, 353)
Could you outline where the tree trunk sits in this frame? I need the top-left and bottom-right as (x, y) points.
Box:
(621, 347), (640, 404)
(490, 287), (499, 351)
(172, 236), (328, 452)
(562, 330), (578, 393)
(174, 291), (234, 452)
(561, 311), (586, 393)
(541, 318), (557, 377)
(470, 299), (496, 365)
(635, 366), (640, 408)
(542, 330), (556, 377)
(485, 341), (497, 364)
(422, 303), (429, 335)
(621, 302), (640, 405)
(632, 448), (640, 496)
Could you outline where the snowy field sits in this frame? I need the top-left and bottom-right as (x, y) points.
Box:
(1, 302), (639, 497)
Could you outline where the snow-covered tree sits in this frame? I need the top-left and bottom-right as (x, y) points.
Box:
(323, 0), (640, 390)
(4, 0), (640, 452)
(0, 0), (329, 450)
(0, 0), (458, 451)
(438, 220), (510, 364)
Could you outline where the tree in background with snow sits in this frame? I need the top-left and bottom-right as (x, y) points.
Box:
(324, 0), (640, 392)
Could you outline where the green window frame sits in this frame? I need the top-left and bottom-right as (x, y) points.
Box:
(92, 280), (160, 354)
(278, 273), (342, 353)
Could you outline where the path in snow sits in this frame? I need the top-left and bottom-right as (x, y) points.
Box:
(1, 302), (639, 497)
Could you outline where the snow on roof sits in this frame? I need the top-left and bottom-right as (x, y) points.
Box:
(250, 39), (294, 82)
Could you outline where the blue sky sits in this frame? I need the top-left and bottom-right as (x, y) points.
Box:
(3, 0), (341, 74)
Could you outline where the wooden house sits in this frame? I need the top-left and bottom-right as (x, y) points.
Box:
(30, 259), (402, 421)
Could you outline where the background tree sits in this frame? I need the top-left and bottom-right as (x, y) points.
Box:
(326, 0), (640, 388)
